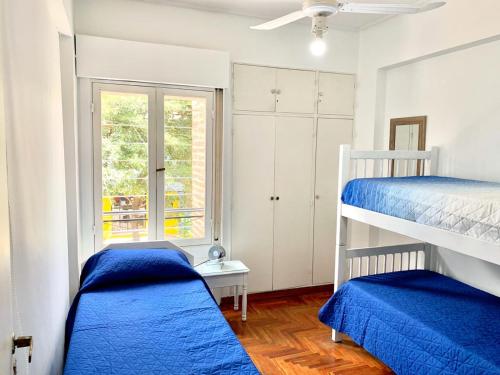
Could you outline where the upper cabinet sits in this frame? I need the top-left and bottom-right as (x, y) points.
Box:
(233, 64), (316, 114)
(318, 72), (355, 116)
(275, 68), (316, 114)
(233, 64), (277, 112)
(233, 64), (355, 117)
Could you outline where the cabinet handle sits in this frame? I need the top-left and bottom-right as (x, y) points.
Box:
(270, 89), (276, 94)
(276, 196), (280, 201)
(270, 196), (275, 201)
(315, 195), (320, 199)
(276, 89), (281, 95)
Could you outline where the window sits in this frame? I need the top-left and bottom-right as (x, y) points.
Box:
(93, 83), (214, 247)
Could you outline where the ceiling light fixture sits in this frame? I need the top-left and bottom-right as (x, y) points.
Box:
(250, 0), (448, 56)
(310, 15), (328, 57)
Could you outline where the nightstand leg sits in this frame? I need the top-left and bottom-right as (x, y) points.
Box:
(233, 285), (239, 310)
(242, 285), (247, 321)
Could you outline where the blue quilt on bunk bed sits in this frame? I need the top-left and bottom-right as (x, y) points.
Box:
(64, 249), (258, 375)
(342, 176), (500, 243)
(319, 270), (500, 375)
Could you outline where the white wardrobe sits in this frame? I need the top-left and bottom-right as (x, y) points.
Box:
(232, 63), (355, 293)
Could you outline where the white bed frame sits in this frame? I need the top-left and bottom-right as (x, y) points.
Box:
(333, 145), (500, 342)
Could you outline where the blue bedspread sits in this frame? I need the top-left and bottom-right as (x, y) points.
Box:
(342, 176), (500, 243)
(319, 270), (500, 375)
(64, 249), (258, 375)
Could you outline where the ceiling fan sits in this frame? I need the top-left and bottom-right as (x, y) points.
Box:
(251, 0), (446, 56)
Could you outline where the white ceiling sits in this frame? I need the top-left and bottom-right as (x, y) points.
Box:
(139, 0), (422, 30)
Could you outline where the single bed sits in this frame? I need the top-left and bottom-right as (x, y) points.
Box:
(64, 248), (258, 375)
(319, 270), (500, 375)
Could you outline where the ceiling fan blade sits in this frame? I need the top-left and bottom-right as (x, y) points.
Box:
(250, 10), (307, 30)
(339, 1), (446, 15)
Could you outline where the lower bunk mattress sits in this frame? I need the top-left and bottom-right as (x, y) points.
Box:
(341, 176), (500, 243)
(319, 270), (500, 375)
(64, 249), (258, 375)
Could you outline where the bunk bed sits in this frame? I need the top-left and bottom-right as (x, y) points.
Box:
(64, 242), (258, 375)
(319, 145), (500, 375)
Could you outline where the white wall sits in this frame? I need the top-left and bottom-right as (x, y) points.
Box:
(74, 0), (358, 74)
(2, 0), (73, 373)
(355, 0), (500, 295)
(355, 0), (500, 150)
(384, 39), (500, 181)
(74, 0), (359, 261)
(60, 33), (81, 300)
(0, 0), (14, 370)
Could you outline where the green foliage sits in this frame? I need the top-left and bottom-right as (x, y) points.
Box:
(164, 98), (193, 209)
(101, 92), (149, 199)
(101, 93), (195, 209)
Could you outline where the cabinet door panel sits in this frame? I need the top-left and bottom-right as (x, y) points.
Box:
(318, 73), (355, 116)
(233, 64), (276, 112)
(273, 117), (315, 290)
(313, 119), (353, 285)
(276, 69), (316, 114)
(232, 115), (275, 292)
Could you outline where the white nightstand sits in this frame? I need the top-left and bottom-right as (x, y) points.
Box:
(195, 260), (249, 321)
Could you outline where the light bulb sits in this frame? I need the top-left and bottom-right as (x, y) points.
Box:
(310, 39), (326, 56)
(310, 37), (326, 57)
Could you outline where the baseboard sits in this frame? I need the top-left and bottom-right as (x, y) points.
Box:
(220, 284), (334, 307)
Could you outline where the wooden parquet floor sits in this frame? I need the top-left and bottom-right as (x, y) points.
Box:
(221, 287), (393, 375)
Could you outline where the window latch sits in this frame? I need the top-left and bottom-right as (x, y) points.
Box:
(156, 168), (165, 172)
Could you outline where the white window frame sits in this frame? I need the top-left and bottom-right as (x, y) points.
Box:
(92, 81), (214, 249)
(156, 87), (214, 246)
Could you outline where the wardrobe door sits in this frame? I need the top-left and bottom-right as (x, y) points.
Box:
(275, 68), (316, 114)
(232, 115), (276, 293)
(318, 72), (355, 116)
(273, 116), (315, 290)
(233, 64), (276, 112)
(313, 118), (353, 285)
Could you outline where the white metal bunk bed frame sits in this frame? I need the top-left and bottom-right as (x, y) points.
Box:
(333, 145), (500, 342)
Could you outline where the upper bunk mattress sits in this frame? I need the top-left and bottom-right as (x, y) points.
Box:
(342, 176), (500, 243)
(319, 270), (500, 375)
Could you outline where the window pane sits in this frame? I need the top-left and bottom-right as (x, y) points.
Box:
(164, 96), (206, 240)
(101, 91), (149, 244)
